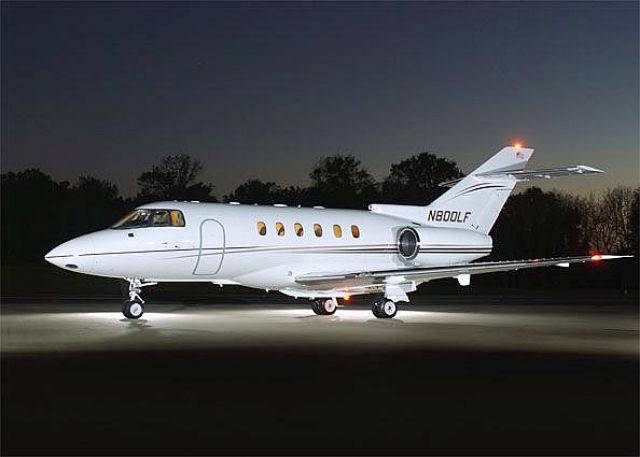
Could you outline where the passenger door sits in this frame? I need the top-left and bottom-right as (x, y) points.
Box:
(193, 219), (225, 275)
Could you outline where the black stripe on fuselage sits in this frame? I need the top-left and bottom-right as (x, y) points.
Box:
(75, 244), (491, 260)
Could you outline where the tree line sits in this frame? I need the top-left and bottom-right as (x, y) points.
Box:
(2, 152), (638, 289)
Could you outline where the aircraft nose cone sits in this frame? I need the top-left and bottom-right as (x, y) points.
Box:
(44, 235), (95, 272)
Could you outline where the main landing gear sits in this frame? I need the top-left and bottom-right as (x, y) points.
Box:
(372, 299), (398, 319)
(310, 297), (399, 319)
(312, 298), (338, 315)
(121, 278), (156, 319)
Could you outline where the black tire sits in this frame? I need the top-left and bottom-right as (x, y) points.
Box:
(122, 299), (144, 319)
(121, 301), (132, 318)
(374, 300), (397, 319)
(371, 303), (380, 318)
(311, 300), (322, 315)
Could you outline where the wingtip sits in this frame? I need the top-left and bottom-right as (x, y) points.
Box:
(577, 165), (605, 174)
(593, 254), (634, 260)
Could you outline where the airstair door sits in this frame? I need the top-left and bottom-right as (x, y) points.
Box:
(193, 219), (225, 276)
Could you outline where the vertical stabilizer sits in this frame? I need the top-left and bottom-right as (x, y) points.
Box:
(370, 145), (603, 234)
(425, 146), (534, 234)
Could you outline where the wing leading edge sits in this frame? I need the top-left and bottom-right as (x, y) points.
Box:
(295, 255), (632, 290)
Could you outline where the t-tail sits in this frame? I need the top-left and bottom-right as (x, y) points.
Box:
(369, 145), (603, 234)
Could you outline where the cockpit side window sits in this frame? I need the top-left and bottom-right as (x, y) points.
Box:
(112, 209), (185, 229)
(168, 210), (185, 227)
(153, 210), (170, 226)
(112, 209), (153, 229)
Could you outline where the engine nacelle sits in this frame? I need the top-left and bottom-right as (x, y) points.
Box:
(396, 226), (492, 266)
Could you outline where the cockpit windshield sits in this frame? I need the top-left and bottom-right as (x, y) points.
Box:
(111, 209), (185, 229)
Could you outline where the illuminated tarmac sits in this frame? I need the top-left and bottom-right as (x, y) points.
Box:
(2, 296), (638, 356)
(2, 296), (638, 455)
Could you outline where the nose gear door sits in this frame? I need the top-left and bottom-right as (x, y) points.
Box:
(193, 219), (225, 276)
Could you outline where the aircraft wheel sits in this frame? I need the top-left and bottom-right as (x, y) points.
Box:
(374, 300), (397, 319)
(311, 300), (322, 315)
(121, 301), (131, 318)
(319, 298), (337, 315)
(371, 303), (381, 318)
(122, 299), (144, 319)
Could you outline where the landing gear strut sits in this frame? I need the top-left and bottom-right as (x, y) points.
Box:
(372, 299), (397, 319)
(312, 298), (338, 315)
(121, 278), (156, 319)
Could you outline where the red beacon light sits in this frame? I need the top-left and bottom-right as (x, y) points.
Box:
(591, 254), (602, 261)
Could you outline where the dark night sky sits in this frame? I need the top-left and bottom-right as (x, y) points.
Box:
(2, 1), (638, 197)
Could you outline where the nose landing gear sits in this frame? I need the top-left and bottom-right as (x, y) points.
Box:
(122, 299), (144, 319)
(121, 278), (157, 319)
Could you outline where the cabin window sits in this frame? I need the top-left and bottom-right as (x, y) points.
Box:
(333, 224), (342, 238)
(351, 225), (360, 238)
(257, 221), (267, 236)
(294, 223), (304, 237)
(112, 209), (185, 229)
(275, 222), (285, 237)
(313, 224), (323, 237)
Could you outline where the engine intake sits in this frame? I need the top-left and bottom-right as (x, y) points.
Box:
(398, 227), (420, 259)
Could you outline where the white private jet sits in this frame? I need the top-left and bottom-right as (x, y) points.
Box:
(45, 145), (629, 319)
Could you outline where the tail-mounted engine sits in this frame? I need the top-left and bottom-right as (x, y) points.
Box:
(396, 225), (493, 265)
(397, 227), (420, 260)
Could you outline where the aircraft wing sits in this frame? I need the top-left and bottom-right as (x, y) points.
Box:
(295, 255), (631, 290)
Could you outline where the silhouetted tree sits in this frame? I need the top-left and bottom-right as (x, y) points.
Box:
(630, 189), (639, 258)
(581, 187), (638, 254)
(307, 154), (378, 208)
(278, 185), (312, 206)
(1, 169), (69, 263)
(64, 176), (128, 233)
(382, 152), (464, 205)
(1, 170), (129, 264)
(490, 187), (584, 260)
(224, 180), (283, 204)
(75, 175), (120, 201)
(136, 154), (216, 203)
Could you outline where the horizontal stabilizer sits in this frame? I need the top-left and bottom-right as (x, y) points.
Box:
(440, 165), (604, 187)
